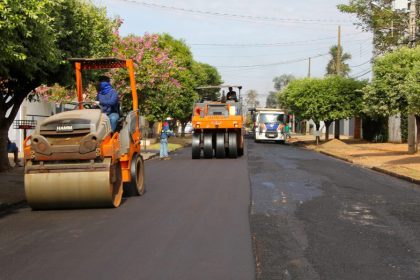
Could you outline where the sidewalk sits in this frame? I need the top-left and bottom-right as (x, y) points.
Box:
(0, 136), (193, 210)
(289, 134), (420, 184)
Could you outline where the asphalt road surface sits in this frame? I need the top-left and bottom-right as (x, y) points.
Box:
(248, 140), (420, 280)
(0, 148), (254, 280)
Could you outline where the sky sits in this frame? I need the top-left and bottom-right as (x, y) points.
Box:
(94, 0), (373, 105)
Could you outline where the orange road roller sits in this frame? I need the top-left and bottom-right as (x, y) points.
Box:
(191, 85), (244, 159)
(24, 58), (144, 209)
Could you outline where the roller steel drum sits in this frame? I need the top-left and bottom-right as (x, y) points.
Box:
(25, 159), (123, 209)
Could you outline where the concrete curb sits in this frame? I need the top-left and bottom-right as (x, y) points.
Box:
(318, 150), (354, 164)
(309, 148), (420, 186)
(371, 166), (420, 185)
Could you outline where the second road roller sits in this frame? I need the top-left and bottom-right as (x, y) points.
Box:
(23, 58), (145, 209)
(191, 85), (244, 159)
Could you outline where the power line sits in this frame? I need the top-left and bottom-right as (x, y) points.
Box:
(192, 36), (339, 47)
(190, 34), (369, 48)
(216, 53), (329, 69)
(350, 69), (372, 79)
(115, 0), (356, 25)
(350, 60), (371, 68)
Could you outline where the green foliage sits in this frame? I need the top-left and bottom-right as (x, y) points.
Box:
(281, 76), (365, 125)
(0, 0), (59, 80)
(111, 32), (222, 126)
(326, 45), (352, 76)
(50, 0), (118, 85)
(361, 115), (389, 142)
(192, 62), (223, 101)
(337, 0), (417, 53)
(363, 46), (420, 117)
(245, 90), (260, 109)
(111, 33), (184, 122)
(0, 0), (117, 171)
(272, 74), (295, 109)
(265, 91), (278, 108)
(273, 74), (295, 91)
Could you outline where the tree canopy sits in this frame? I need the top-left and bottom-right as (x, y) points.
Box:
(281, 76), (365, 139)
(265, 92), (278, 108)
(245, 90), (260, 109)
(273, 74), (295, 91)
(337, 0), (418, 53)
(363, 46), (420, 116)
(0, 0), (117, 171)
(192, 62), (223, 101)
(326, 45), (352, 76)
(363, 46), (420, 148)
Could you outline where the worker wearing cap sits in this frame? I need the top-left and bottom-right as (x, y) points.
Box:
(160, 122), (174, 160)
(96, 76), (120, 132)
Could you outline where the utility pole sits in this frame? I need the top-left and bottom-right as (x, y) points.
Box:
(409, 0), (417, 45)
(307, 57), (311, 78)
(336, 25), (341, 76)
(407, 0), (417, 153)
(334, 25), (342, 139)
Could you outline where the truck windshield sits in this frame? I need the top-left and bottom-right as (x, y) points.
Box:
(259, 113), (284, 123)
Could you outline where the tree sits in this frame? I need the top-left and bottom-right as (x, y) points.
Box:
(245, 90), (260, 109)
(326, 45), (352, 76)
(363, 46), (420, 150)
(111, 33), (183, 124)
(158, 34), (199, 137)
(192, 62), (223, 101)
(281, 77), (365, 140)
(111, 31), (223, 137)
(265, 91), (278, 108)
(269, 74), (296, 108)
(337, 0), (418, 54)
(273, 74), (295, 91)
(0, 0), (116, 171)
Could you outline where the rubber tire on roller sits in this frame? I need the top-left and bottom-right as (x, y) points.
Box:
(203, 132), (214, 159)
(123, 154), (145, 196)
(238, 135), (244, 156)
(228, 132), (238, 158)
(215, 132), (226, 158)
(192, 133), (201, 159)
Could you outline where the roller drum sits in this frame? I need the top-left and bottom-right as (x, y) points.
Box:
(25, 159), (123, 209)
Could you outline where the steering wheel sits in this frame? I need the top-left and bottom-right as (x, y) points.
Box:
(82, 101), (102, 110)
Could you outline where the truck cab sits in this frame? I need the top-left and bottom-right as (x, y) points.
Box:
(252, 108), (288, 144)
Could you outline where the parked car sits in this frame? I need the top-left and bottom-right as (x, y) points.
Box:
(178, 122), (193, 134)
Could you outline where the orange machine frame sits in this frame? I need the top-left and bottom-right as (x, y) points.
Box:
(71, 58), (141, 183)
(191, 102), (243, 130)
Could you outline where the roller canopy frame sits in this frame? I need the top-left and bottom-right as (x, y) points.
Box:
(196, 85), (243, 100)
(196, 85), (242, 90)
(68, 57), (138, 112)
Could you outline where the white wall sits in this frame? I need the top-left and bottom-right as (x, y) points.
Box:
(388, 114), (402, 143)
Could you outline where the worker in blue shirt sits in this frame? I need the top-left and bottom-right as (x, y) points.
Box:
(96, 76), (119, 132)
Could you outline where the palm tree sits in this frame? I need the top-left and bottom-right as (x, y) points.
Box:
(326, 45), (351, 76)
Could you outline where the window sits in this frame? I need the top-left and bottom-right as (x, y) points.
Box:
(259, 113), (284, 123)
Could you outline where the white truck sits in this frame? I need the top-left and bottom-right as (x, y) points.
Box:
(251, 108), (288, 144)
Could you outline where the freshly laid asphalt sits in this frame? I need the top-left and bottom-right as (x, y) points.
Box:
(0, 148), (254, 280)
(248, 140), (420, 280)
(3, 139), (420, 280)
